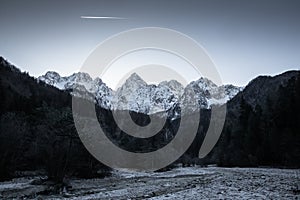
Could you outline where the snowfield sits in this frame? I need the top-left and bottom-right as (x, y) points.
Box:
(0, 167), (299, 199)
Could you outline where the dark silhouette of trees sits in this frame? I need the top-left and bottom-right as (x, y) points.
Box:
(0, 60), (110, 183)
(212, 73), (300, 168)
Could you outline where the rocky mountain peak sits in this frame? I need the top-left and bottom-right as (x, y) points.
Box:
(191, 77), (218, 90)
(68, 72), (93, 83)
(123, 73), (147, 88)
(43, 71), (61, 81)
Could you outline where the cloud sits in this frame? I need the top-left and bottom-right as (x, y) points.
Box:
(80, 16), (126, 19)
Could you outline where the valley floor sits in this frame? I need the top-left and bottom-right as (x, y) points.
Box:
(0, 167), (299, 199)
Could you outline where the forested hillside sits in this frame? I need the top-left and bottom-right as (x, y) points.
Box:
(206, 71), (300, 167)
(0, 57), (110, 182)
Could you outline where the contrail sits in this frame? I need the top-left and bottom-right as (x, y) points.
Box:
(81, 16), (126, 19)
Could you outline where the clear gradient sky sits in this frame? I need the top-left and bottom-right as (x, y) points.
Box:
(0, 0), (299, 87)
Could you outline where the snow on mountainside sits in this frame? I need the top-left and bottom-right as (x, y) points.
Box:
(38, 71), (113, 109)
(180, 78), (243, 112)
(112, 73), (184, 113)
(38, 72), (242, 114)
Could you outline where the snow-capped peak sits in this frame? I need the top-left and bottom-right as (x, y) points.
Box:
(38, 72), (113, 109)
(192, 77), (218, 90)
(120, 73), (147, 90)
(158, 80), (184, 97)
(127, 73), (146, 84)
(111, 74), (186, 114)
(179, 77), (243, 112)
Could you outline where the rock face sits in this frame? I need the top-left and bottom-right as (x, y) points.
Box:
(38, 72), (242, 114)
(179, 78), (243, 112)
(111, 73), (185, 114)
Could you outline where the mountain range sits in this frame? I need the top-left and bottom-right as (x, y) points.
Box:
(38, 71), (243, 114)
(0, 56), (299, 182)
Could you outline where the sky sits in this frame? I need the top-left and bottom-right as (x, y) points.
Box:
(0, 0), (299, 87)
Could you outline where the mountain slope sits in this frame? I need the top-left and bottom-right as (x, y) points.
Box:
(203, 70), (300, 167)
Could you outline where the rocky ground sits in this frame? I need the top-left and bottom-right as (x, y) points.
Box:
(0, 167), (299, 199)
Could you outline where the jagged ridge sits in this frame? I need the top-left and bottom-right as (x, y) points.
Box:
(38, 71), (242, 114)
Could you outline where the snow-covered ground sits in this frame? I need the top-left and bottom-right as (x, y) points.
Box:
(0, 167), (299, 199)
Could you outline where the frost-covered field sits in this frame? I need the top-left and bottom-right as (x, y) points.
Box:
(0, 167), (299, 199)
